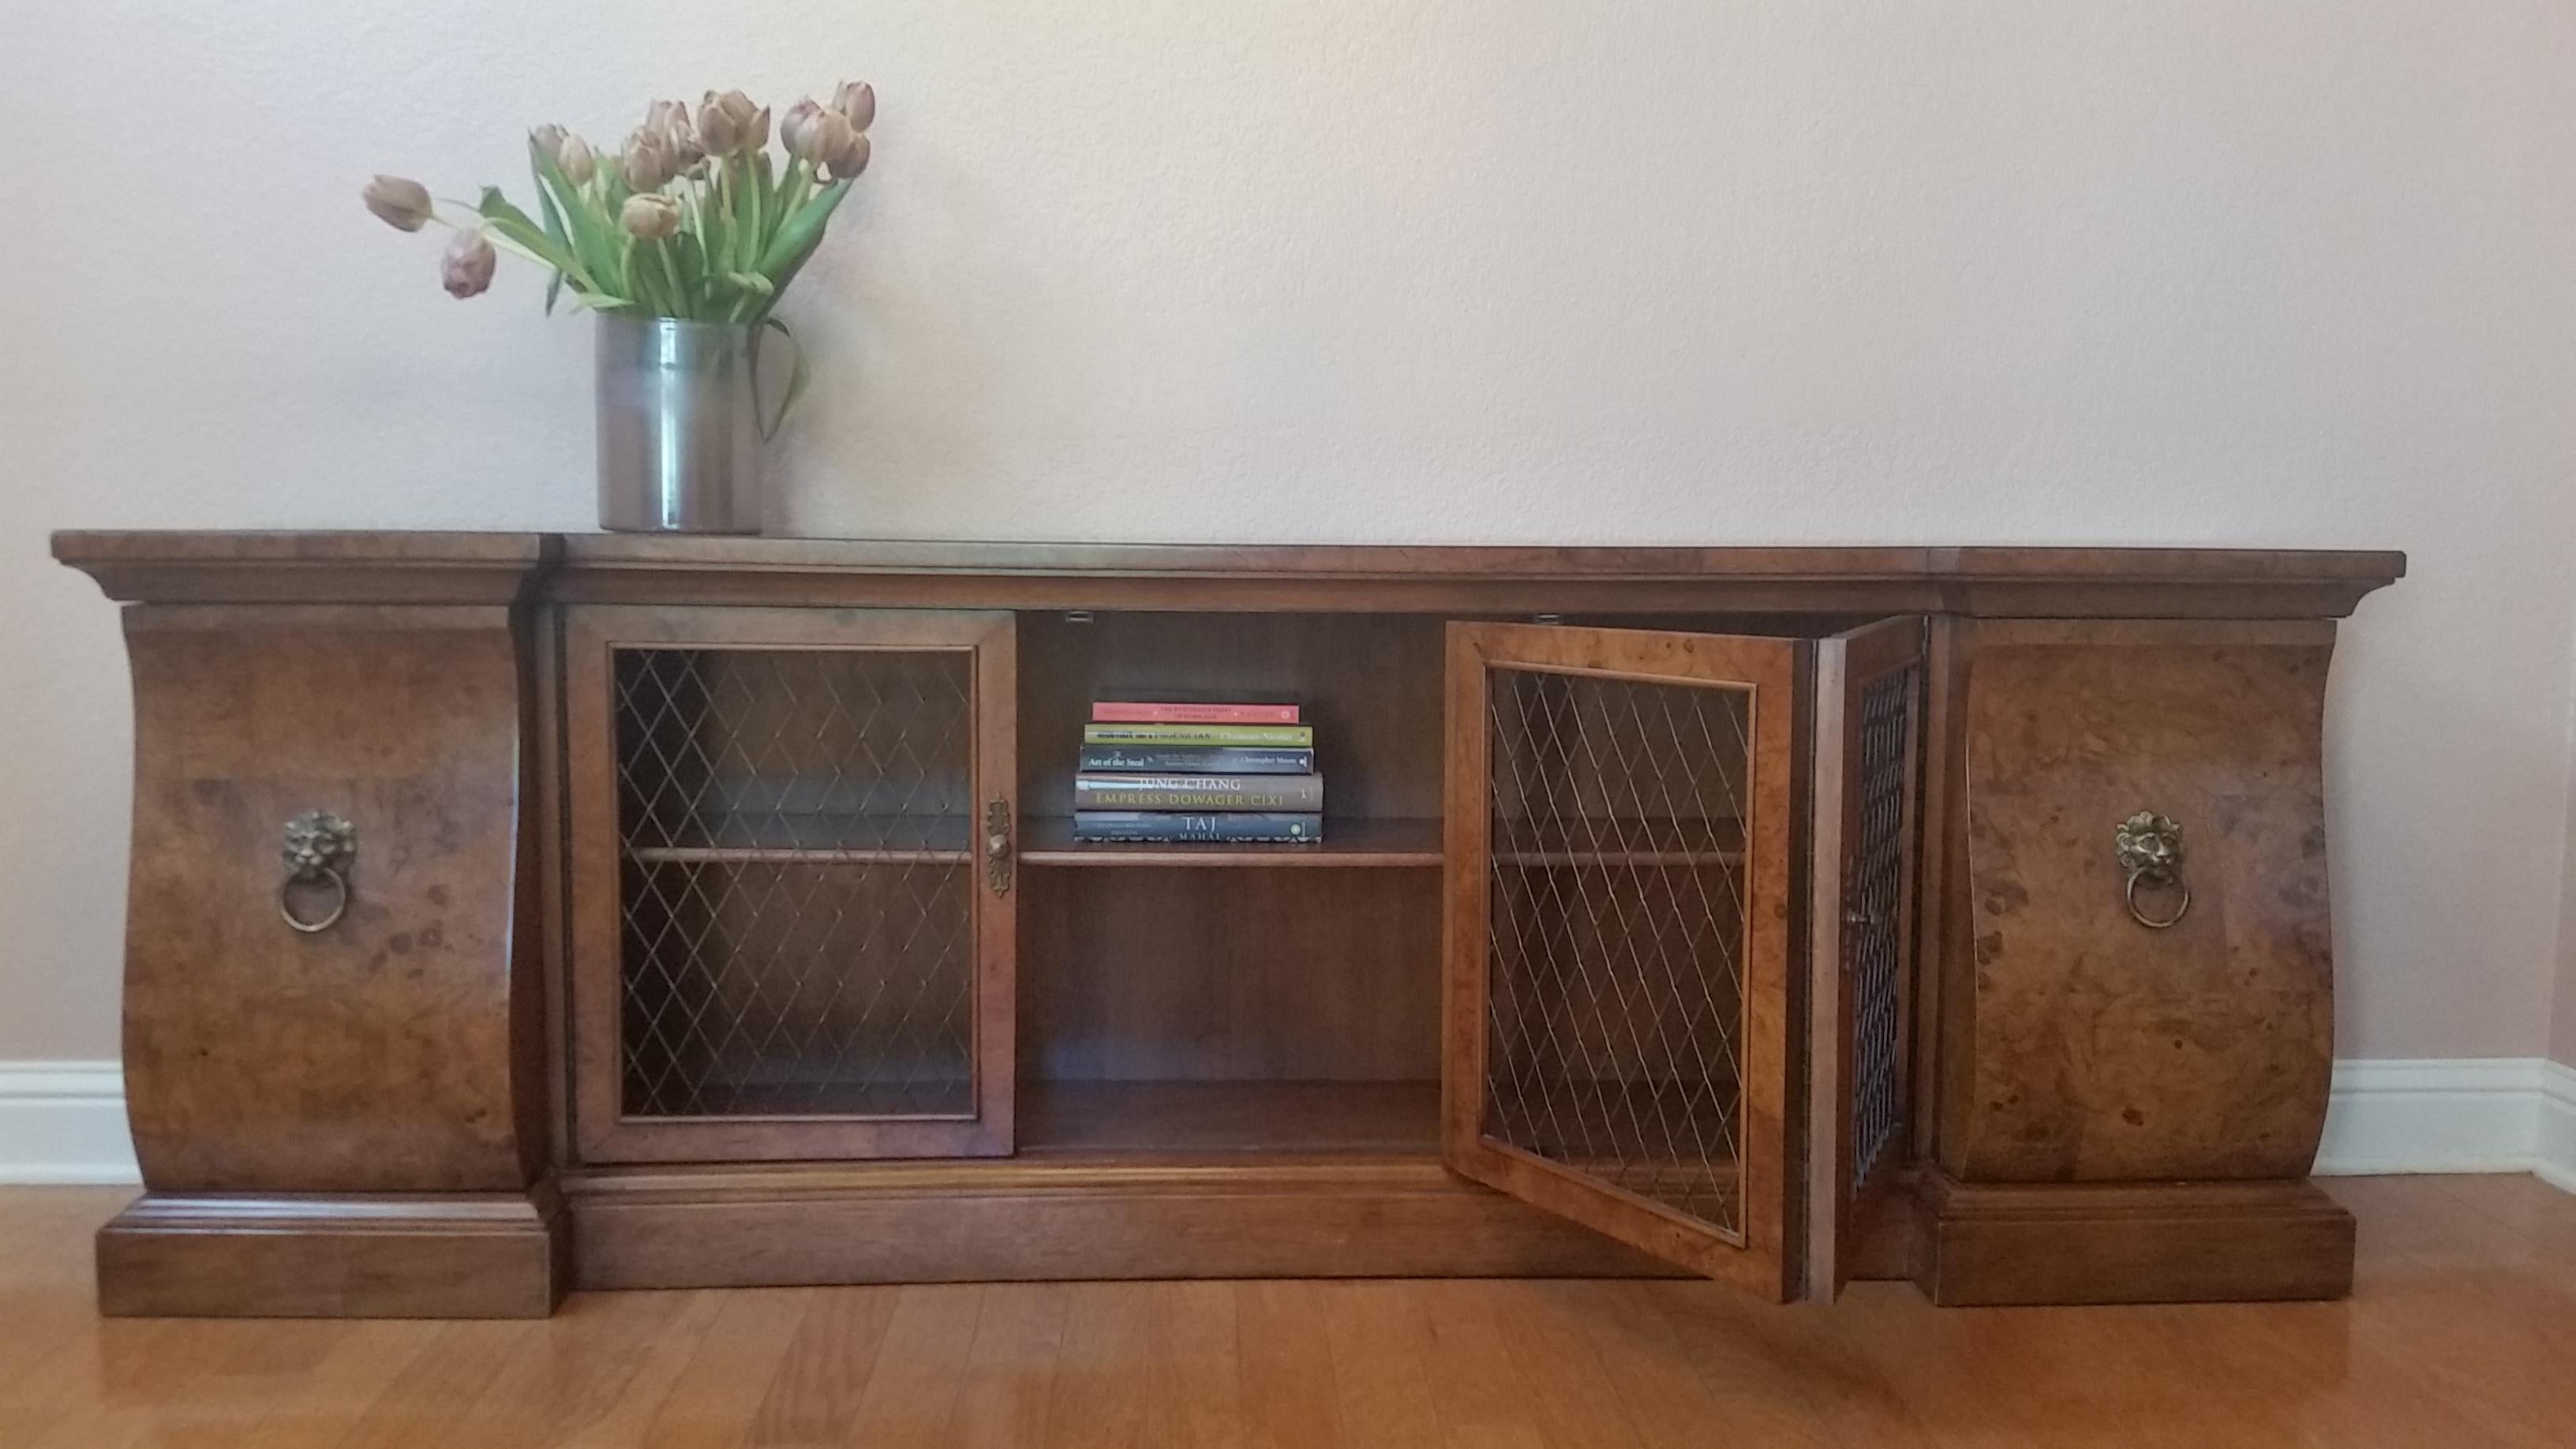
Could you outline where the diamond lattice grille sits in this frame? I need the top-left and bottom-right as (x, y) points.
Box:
(1484, 666), (1751, 1235)
(1847, 664), (1917, 1188)
(613, 646), (976, 1119)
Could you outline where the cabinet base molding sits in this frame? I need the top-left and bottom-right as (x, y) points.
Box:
(95, 1185), (568, 1318)
(1911, 1172), (2355, 1306)
(563, 1157), (1690, 1287)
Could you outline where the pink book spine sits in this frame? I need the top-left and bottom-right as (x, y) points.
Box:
(1091, 702), (1302, 724)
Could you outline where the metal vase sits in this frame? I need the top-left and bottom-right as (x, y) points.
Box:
(595, 315), (769, 534)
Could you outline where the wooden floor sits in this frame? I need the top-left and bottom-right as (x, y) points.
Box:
(4, 1174), (2573, 1447)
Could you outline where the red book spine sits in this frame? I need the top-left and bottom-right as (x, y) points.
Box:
(1091, 702), (1302, 724)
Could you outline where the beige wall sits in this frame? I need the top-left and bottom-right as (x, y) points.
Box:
(3, 2), (2573, 1062)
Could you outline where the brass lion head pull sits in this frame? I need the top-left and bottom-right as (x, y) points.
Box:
(280, 811), (356, 934)
(2114, 811), (2188, 930)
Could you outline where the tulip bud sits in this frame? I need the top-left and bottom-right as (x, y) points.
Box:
(621, 128), (671, 189)
(697, 102), (742, 159)
(825, 130), (871, 182)
(557, 133), (597, 186)
(698, 89), (761, 155)
(363, 174), (434, 232)
(441, 230), (497, 298)
(621, 192), (683, 240)
(780, 99), (822, 162)
(833, 81), (875, 133)
(531, 123), (570, 160)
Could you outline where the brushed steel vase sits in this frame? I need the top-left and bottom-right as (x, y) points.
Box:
(595, 315), (781, 534)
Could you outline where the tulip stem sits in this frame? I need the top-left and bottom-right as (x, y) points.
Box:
(421, 211), (556, 272)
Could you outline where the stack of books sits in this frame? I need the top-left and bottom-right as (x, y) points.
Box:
(1072, 699), (1324, 844)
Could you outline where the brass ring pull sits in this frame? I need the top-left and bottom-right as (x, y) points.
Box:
(2122, 869), (2190, 930)
(279, 867), (350, 934)
(2114, 811), (2188, 931)
(280, 811), (356, 935)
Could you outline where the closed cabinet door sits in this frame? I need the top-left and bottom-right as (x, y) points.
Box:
(1803, 616), (1926, 1299)
(1443, 621), (1802, 1299)
(564, 606), (1017, 1163)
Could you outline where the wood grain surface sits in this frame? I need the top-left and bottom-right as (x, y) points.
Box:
(56, 531), (2405, 616)
(1945, 620), (2339, 1183)
(118, 605), (540, 1195)
(9, 1175), (2573, 1447)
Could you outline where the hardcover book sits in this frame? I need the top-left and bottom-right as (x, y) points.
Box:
(1082, 723), (1313, 747)
(1091, 701), (1302, 724)
(1073, 773), (1326, 811)
(1076, 745), (1316, 775)
(1071, 811), (1326, 843)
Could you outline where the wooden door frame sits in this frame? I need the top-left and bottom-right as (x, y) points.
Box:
(561, 605), (1017, 1165)
(1443, 620), (1799, 1299)
(1803, 616), (1926, 1299)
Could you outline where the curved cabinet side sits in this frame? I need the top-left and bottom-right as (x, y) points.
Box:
(99, 602), (560, 1316)
(1915, 618), (2353, 1305)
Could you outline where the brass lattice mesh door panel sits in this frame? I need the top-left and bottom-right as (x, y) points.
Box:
(1845, 661), (1919, 1186)
(1444, 623), (1796, 1298)
(1485, 668), (1751, 1234)
(565, 608), (1016, 1164)
(612, 647), (973, 1120)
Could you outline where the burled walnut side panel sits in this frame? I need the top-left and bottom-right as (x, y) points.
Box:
(1946, 620), (2335, 1182)
(121, 605), (538, 1193)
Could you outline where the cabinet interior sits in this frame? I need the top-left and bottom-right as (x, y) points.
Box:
(597, 606), (1875, 1167)
(1015, 610), (1447, 1156)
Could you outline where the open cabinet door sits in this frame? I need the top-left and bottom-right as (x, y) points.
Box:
(1443, 621), (1799, 1300)
(1803, 617), (1926, 1299)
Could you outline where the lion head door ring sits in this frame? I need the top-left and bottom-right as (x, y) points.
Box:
(279, 811), (356, 934)
(2114, 811), (2189, 930)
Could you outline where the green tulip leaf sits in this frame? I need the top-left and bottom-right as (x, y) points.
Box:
(754, 314), (810, 440)
(756, 179), (853, 279)
(530, 140), (623, 300)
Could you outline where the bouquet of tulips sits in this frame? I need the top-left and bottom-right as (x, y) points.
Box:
(364, 84), (876, 323)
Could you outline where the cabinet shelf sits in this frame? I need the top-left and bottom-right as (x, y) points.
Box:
(1019, 1080), (1440, 1157)
(1019, 815), (1443, 867)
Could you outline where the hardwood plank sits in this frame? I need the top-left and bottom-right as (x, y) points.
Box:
(1406, 1281), (1553, 1449)
(1481, 1280), (1646, 1449)
(445, 1289), (701, 1447)
(635, 1288), (815, 1449)
(1641, 1282), (1930, 1447)
(1237, 1282), (1346, 1449)
(1046, 1282), (1160, 1449)
(1148, 1281), (1250, 1449)
(235, 1320), (450, 1449)
(1319, 1283), (1446, 1449)
(1564, 1282), (1840, 1449)
(840, 1285), (989, 1447)
(945, 1282), (1070, 1449)
(332, 1320), (542, 1449)
(741, 1286), (902, 1448)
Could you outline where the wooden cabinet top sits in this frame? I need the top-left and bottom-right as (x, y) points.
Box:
(53, 530), (2405, 617)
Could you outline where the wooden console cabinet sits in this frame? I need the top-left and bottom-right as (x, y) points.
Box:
(54, 533), (2403, 1316)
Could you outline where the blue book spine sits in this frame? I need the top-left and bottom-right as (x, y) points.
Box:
(1071, 811), (1327, 843)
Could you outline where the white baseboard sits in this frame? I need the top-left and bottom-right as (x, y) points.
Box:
(2537, 1061), (2576, 1195)
(0, 1061), (138, 1184)
(2, 1057), (2572, 1191)
(2316, 1058), (2548, 1176)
